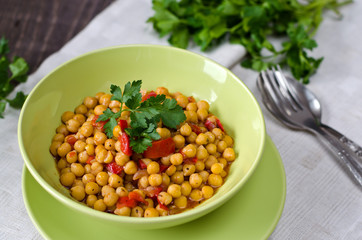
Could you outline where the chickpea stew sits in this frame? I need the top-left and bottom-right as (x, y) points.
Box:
(50, 81), (236, 217)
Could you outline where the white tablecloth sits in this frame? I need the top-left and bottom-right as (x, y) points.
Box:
(1, 0), (362, 239)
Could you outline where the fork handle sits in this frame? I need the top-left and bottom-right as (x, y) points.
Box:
(315, 126), (362, 187)
(320, 124), (362, 160)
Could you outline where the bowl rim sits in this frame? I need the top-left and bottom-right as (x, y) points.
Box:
(18, 44), (266, 226)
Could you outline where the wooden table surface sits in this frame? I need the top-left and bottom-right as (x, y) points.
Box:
(0, 0), (113, 73)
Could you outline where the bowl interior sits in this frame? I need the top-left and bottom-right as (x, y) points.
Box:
(19, 45), (265, 228)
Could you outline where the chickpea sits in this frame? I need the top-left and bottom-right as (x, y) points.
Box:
(102, 185), (116, 197)
(189, 173), (203, 188)
(85, 144), (95, 156)
(205, 132), (215, 143)
(211, 163), (224, 174)
(75, 104), (87, 115)
(181, 181), (192, 196)
(94, 105), (107, 115)
(148, 174), (163, 186)
(174, 196), (187, 208)
(91, 161), (103, 175)
(52, 133), (65, 142)
(223, 148), (236, 161)
(167, 184), (182, 198)
(99, 94), (112, 107)
(66, 119), (81, 133)
(202, 186), (214, 199)
(186, 102), (197, 112)
(95, 145), (105, 155)
(104, 139), (115, 151)
(183, 164), (195, 176)
(104, 192), (119, 207)
(56, 124), (69, 135)
(206, 143), (217, 154)
(109, 100), (120, 109)
(186, 132), (197, 143)
(61, 111), (75, 123)
(218, 157), (227, 167)
(57, 158), (67, 170)
(84, 96), (97, 109)
(124, 161), (138, 175)
(74, 140), (86, 152)
(66, 150), (77, 164)
(165, 165), (176, 176)
(144, 208), (159, 217)
(86, 195), (98, 207)
(197, 100), (210, 111)
(60, 167), (71, 175)
(173, 135), (185, 149)
(162, 173), (170, 186)
(188, 111), (198, 123)
(96, 171), (109, 186)
(208, 174), (223, 187)
(78, 151), (89, 163)
(73, 114), (86, 125)
(57, 142), (72, 158)
(176, 94), (189, 108)
(70, 185), (85, 201)
(113, 125), (121, 138)
(60, 172), (75, 187)
(116, 187), (128, 197)
(156, 87), (169, 96)
(212, 128), (224, 140)
(160, 155), (171, 166)
(71, 163), (85, 177)
(170, 153), (183, 166)
(156, 127), (171, 139)
(182, 144), (197, 158)
(171, 171), (184, 184)
(189, 189), (203, 201)
(195, 160), (205, 172)
(223, 135), (233, 147)
(138, 175), (149, 189)
(94, 199), (107, 212)
(115, 151), (130, 166)
(80, 124), (93, 137)
(147, 161), (160, 174)
(50, 141), (61, 156)
(94, 131), (107, 145)
(195, 133), (208, 145)
(108, 174), (123, 188)
(217, 140), (228, 153)
(103, 151), (114, 164)
(205, 155), (218, 169)
(85, 182), (100, 195)
(157, 192), (172, 205)
(196, 145), (209, 160)
(199, 170), (210, 183)
(180, 123), (192, 136)
(131, 206), (144, 217)
(81, 175), (95, 188)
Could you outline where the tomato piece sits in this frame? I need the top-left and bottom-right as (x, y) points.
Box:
(117, 196), (137, 208)
(145, 186), (163, 198)
(92, 115), (108, 131)
(118, 119), (128, 132)
(138, 159), (147, 169)
(141, 91), (157, 102)
(184, 157), (198, 164)
(119, 133), (132, 156)
(106, 161), (123, 174)
(66, 135), (77, 146)
(216, 118), (225, 132)
(189, 123), (201, 135)
(204, 119), (216, 131)
(160, 164), (169, 173)
(129, 191), (147, 204)
(143, 137), (175, 159)
(86, 155), (95, 165)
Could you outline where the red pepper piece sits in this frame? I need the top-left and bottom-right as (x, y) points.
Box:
(178, 148), (187, 159)
(86, 155), (95, 165)
(141, 91), (157, 102)
(66, 135), (77, 146)
(159, 164), (169, 173)
(184, 157), (198, 164)
(129, 191), (147, 204)
(138, 159), (147, 169)
(119, 133), (132, 156)
(145, 186), (163, 198)
(204, 119), (216, 131)
(106, 161), (123, 174)
(92, 115), (108, 131)
(215, 118), (225, 132)
(143, 137), (175, 159)
(117, 196), (137, 208)
(189, 123), (201, 134)
(118, 119), (128, 132)
(157, 197), (169, 211)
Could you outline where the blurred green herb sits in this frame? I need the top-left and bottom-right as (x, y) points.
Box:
(148, 0), (352, 83)
(0, 36), (29, 118)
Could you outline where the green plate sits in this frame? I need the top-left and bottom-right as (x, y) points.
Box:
(22, 136), (286, 240)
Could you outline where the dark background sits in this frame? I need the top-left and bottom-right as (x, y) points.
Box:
(0, 0), (114, 73)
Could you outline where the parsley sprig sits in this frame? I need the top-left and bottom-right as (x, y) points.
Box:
(148, 0), (352, 83)
(97, 80), (186, 153)
(0, 36), (29, 117)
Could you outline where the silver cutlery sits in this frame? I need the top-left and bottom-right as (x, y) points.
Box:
(257, 66), (362, 188)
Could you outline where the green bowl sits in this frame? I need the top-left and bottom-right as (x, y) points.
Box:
(18, 45), (265, 229)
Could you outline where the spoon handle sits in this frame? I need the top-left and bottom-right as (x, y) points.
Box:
(315, 126), (362, 187)
(320, 124), (362, 160)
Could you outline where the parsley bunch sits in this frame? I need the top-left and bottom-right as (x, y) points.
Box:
(97, 80), (186, 153)
(148, 0), (352, 83)
(0, 36), (29, 118)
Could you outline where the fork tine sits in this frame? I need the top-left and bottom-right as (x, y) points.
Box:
(273, 65), (303, 110)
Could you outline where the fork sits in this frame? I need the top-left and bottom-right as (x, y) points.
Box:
(257, 66), (362, 188)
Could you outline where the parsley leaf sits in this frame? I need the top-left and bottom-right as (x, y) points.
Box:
(98, 80), (186, 153)
(148, 0), (352, 83)
(0, 36), (29, 118)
